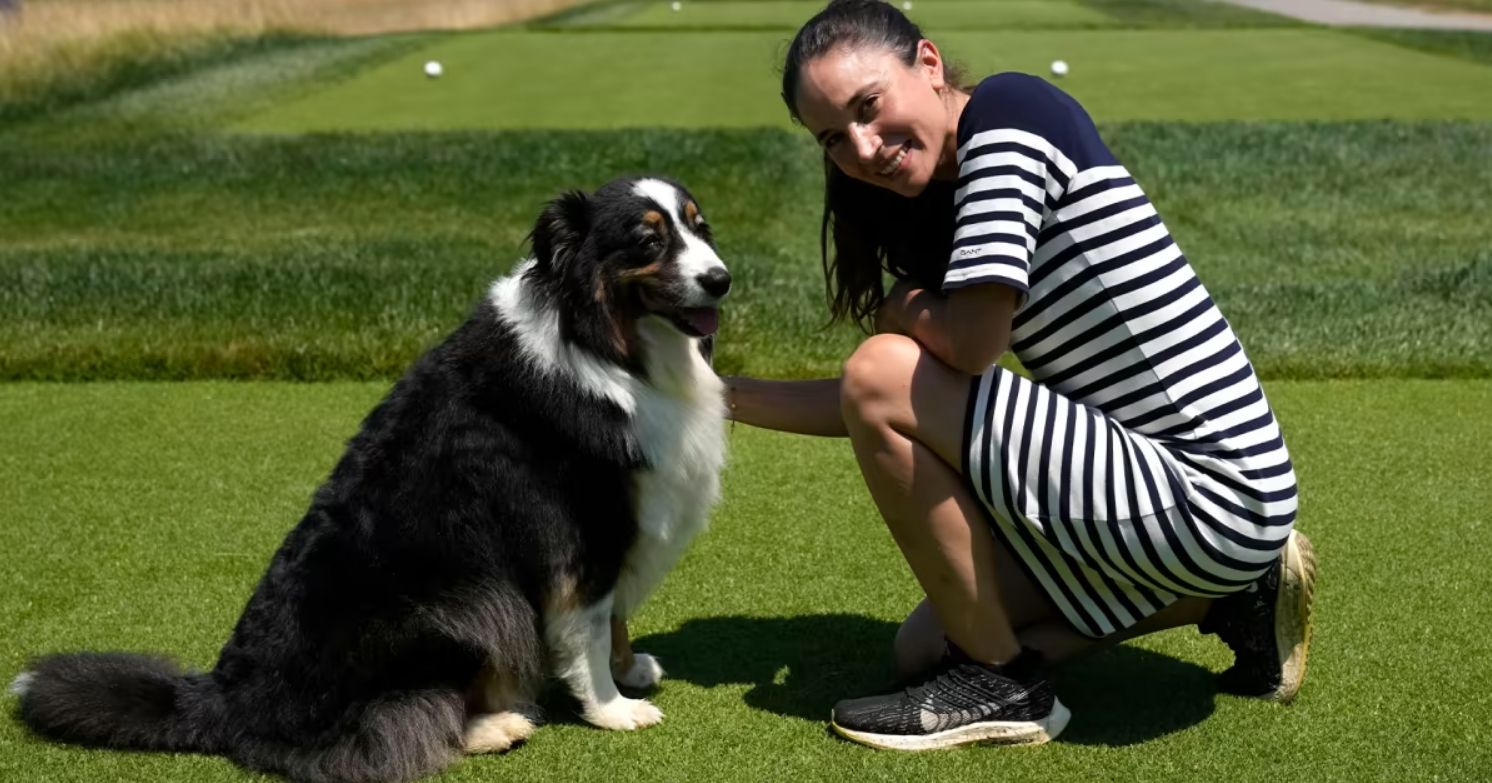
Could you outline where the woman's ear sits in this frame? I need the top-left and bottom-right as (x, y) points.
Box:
(917, 39), (945, 90)
(530, 190), (590, 271)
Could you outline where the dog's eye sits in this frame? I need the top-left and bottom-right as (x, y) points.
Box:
(641, 234), (664, 251)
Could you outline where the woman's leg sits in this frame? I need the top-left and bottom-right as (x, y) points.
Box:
(894, 594), (1212, 679)
(841, 334), (1057, 665)
(841, 333), (1218, 675)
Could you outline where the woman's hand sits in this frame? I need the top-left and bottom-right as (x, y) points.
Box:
(874, 282), (1019, 376)
(875, 279), (922, 336)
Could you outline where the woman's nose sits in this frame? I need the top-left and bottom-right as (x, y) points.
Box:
(849, 124), (879, 163)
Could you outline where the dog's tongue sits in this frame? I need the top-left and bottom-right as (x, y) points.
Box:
(680, 308), (719, 337)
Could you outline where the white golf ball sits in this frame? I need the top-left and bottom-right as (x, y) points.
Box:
(671, 1), (681, 10)
(424, 60), (443, 79)
(901, 1), (913, 9)
(1050, 59), (1069, 78)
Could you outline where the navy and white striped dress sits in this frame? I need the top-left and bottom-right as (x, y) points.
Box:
(947, 74), (1298, 639)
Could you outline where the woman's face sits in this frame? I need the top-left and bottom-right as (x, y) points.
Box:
(794, 40), (957, 198)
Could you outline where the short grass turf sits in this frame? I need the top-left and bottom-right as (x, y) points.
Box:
(552, 0), (1122, 30)
(2, 122), (1489, 381)
(1, 379), (1490, 781)
(232, 28), (1492, 132)
(540, 0), (1299, 29)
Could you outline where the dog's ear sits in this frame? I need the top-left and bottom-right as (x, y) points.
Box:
(530, 190), (590, 271)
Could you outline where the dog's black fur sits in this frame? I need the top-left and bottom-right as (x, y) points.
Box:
(14, 177), (727, 783)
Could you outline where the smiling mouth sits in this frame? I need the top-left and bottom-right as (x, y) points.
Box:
(638, 288), (720, 337)
(878, 142), (909, 177)
(667, 308), (719, 337)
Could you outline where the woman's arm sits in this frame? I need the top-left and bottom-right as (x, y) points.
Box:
(877, 281), (1018, 376)
(722, 376), (846, 437)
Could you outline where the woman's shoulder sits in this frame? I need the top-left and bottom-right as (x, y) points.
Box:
(970, 72), (1069, 106)
(957, 72), (1111, 166)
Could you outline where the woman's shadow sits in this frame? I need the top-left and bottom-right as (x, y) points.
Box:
(635, 613), (1217, 746)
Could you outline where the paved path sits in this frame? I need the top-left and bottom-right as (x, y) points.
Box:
(1217, 0), (1492, 30)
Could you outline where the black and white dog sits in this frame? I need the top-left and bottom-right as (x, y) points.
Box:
(11, 177), (731, 782)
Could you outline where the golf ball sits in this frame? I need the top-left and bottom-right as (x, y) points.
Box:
(1050, 59), (1069, 78)
(901, 1), (912, 9)
(671, 1), (681, 10)
(424, 60), (443, 79)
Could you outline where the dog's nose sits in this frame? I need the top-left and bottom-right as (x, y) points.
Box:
(697, 267), (732, 299)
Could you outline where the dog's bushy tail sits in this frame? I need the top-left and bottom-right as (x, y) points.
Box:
(11, 652), (227, 753)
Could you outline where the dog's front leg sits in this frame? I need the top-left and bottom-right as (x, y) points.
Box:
(610, 617), (665, 691)
(546, 594), (663, 731)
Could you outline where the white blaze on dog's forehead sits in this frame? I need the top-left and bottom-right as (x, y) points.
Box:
(632, 178), (684, 222)
(631, 178), (726, 285)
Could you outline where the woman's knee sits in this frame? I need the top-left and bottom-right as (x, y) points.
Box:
(840, 333), (922, 429)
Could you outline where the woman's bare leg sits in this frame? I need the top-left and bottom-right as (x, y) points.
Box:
(839, 334), (1220, 675)
(841, 334), (1052, 666)
(896, 595), (1215, 678)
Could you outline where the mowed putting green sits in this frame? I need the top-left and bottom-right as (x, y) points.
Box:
(2, 379), (1491, 781)
(235, 28), (1492, 132)
(569, 0), (1119, 30)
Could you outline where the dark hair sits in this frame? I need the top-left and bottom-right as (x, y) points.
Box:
(781, 0), (962, 330)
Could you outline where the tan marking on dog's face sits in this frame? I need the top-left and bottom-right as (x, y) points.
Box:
(642, 210), (665, 232)
(683, 201), (700, 225)
(615, 260), (664, 283)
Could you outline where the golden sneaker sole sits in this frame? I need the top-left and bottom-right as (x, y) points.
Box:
(830, 699), (1071, 752)
(1272, 530), (1317, 704)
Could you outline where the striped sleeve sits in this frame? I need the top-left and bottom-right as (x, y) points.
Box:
(945, 73), (1114, 294)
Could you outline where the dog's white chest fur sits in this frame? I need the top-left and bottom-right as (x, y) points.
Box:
(612, 318), (726, 618)
(489, 267), (726, 617)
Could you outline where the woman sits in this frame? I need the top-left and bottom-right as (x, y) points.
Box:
(724, 0), (1315, 751)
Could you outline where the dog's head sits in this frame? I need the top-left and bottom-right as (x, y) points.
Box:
(527, 177), (730, 362)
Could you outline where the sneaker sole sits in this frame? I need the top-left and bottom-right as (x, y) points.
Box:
(1272, 530), (1316, 704)
(830, 698), (1071, 751)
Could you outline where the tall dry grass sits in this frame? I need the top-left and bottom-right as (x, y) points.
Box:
(0, 0), (588, 115)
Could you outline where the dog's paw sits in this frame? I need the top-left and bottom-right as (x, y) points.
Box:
(463, 711), (537, 754)
(584, 697), (664, 731)
(615, 652), (665, 691)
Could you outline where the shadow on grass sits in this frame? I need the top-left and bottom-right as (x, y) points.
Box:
(1053, 645), (1216, 746)
(634, 613), (899, 723)
(635, 614), (1216, 746)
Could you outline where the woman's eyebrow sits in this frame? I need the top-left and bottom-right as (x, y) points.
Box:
(813, 86), (876, 144)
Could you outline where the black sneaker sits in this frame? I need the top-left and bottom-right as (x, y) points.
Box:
(830, 646), (1069, 751)
(1200, 530), (1317, 703)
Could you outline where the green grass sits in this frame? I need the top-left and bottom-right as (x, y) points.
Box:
(1078, 0), (1298, 27)
(2, 1), (1491, 779)
(1354, 0), (1492, 12)
(2, 122), (1489, 381)
(549, 0), (1121, 30)
(231, 28), (1492, 132)
(0, 33), (434, 138)
(0, 31), (285, 127)
(538, 0), (1299, 29)
(1349, 26), (1492, 68)
(1, 379), (1490, 781)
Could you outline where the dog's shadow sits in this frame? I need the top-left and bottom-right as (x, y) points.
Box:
(633, 614), (1217, 746)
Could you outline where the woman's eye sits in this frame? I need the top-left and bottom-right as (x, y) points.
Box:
(859, 95), (878, 119)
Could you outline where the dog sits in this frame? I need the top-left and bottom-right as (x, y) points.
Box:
(10, 176), (731, 783)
